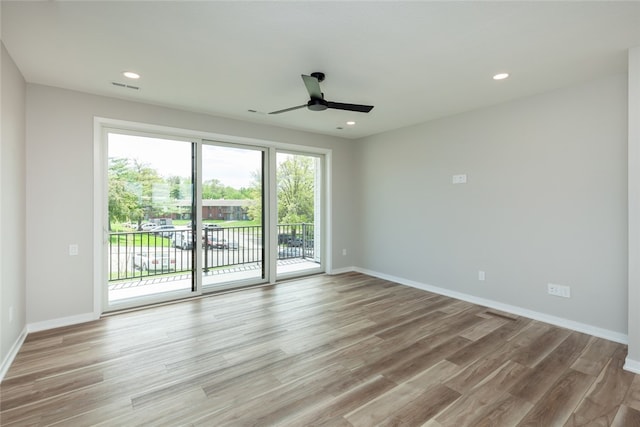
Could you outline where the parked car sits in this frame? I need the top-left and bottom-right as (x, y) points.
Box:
(288, 237), (303, 247)
(172, 231), (194, 250)
(131, 251), (176, 272)
(152, 225), (177, 237)
(203, 235), (228, 249)
(278, 233), (311, 247)
(278, 233), (292, 244)
(140, 222), (157, 231)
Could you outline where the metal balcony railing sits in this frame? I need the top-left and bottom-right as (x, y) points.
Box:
(108, 223), (315, 282)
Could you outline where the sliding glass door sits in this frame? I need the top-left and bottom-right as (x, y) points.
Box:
(107, 132), (196, 305)
(201, 142), (265, 290)
(103, 127), (325, 311)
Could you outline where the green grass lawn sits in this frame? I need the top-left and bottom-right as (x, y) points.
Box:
(110, 220), (262, 246)
(109, 232), (171, 247)
(197, 219), (261, 227)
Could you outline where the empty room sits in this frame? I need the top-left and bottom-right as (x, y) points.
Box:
(2, 1), (640, 425)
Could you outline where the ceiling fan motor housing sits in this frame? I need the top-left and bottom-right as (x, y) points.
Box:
(310, 72), (325, 82)
(307, 98), (328, 111)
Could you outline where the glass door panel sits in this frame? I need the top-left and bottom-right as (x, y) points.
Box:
(201, 143), (265, 289)
(276, 152), (323, 277)
(107, 133), (195, 306)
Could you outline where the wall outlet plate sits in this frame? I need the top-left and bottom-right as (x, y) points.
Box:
(548, 283), (571, 298)
(452, 174), (467, 184)
(69, 244), (79, 256)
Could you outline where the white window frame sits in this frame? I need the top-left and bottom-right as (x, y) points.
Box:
(93, 117), (332, 315)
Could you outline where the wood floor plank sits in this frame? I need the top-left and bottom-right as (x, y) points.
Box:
(509, 331), (591, 404)
(389, 383), (461, 426)
(517, 368), (596, 426)
(381, 336), (472, 383)
(611, 404), (640, 427)
(0, 272), (636, 426)
(509, 326), (571, 367)
(459, 315), (507, 341)
(465, 392), (534, 427)
(625, 373), (640, 412)
(446, 316), (531, 367)
(571, 336), (621, 376)
(565, 348), (635, 426)
(282, 374), (398, 426)
(344, 382), (429, 426)
(435, 360), (530, 426)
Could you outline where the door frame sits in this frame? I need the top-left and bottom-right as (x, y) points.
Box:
(199, 139), (272, 293)
(100, 127), (201, 312)
(275, 149), (327, 280)
(93, 117), (332, 315)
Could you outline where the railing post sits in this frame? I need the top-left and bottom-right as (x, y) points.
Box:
(204, 228), (209, 272)
(302, 223), (306, 260)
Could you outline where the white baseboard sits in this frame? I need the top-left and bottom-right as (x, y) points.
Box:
(328, 266), (357, 275)
(624, 358), (640, 374)
(0, 326), (28, 383)
(27, 312), (99, 333)
(354, 267), (628, 345)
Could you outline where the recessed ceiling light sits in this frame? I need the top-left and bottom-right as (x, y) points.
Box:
(493, 73), (509, 80)
(346, 121), (356, 126)
(123, 71), (140, 79)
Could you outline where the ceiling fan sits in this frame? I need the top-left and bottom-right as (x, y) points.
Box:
(269, 72), (374, 115)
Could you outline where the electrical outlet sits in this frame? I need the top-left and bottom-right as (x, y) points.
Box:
(342, 249), (347, 256)
(69, 244), (79, 256)
(9, 306), (14, 323)
(548, 283), (571, 298)
(452, 174), (467, 184)
(478, 270), (485, 281)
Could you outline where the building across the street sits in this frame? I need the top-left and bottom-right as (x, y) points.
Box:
(174, 199), (253, 221)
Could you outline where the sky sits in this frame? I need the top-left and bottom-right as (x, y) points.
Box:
(108, 133), (261, 188)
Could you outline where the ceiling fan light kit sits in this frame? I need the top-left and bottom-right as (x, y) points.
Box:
(270, 72), (374, 115)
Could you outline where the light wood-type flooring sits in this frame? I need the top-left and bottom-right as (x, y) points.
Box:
(2, 272), (640, 426)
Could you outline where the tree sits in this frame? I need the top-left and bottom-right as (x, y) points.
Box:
(277, 156), (314, 224)
(167, 176), (183, 200)
(108, 158), (163, 229)
(246, 169), (263, 221)
(108, 158), (142, 229)
(202, 179), (252, 200)
(245, 156), (315, 224)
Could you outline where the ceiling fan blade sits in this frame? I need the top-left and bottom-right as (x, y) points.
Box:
(268, 104), (307, 115)
(301, 74), (323, 99)
(326, 101), (374, 113)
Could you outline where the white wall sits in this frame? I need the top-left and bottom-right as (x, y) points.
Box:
(356, 73), (628, 336)
(25, 84), (357, 324)
(627, 47), (640, 368)
(1, 43), (27, 370)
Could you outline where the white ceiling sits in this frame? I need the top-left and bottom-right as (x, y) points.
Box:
(3, 1), (640, 139)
